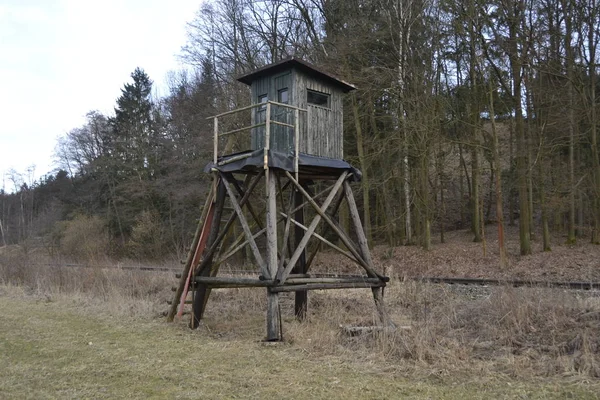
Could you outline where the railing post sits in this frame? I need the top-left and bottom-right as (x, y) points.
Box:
(213, 116), (218, 164)
(264, 102), (271, 169)
(264, 102), (271, 194)
(294, 108), (300, 183)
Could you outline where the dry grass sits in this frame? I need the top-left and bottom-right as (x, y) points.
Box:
(1, 250), (600, 398)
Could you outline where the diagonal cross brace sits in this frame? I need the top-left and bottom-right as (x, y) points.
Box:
(284, 171), (385, 280)
(276, 171), (348, 284)
(278, 211), (360, 264)
(195, 172), (262, 275)
(221, 173), (269, 278)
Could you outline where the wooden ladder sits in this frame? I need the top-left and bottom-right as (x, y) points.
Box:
(166, 186), (216, 322)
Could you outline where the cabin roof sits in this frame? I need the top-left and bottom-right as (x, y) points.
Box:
(237, 57), (356, 93)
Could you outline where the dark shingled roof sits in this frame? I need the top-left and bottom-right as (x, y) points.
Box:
(237, 57), (356, 93)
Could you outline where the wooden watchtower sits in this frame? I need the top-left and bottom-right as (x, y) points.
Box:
(167, 58), (390, 341)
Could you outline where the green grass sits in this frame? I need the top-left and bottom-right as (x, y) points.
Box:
(0, 289), (598, 399)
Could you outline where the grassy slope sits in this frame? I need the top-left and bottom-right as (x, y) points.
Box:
(1, 290), (598, 399)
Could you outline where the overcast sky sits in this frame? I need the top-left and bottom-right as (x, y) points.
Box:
(0, 0), (200, 188)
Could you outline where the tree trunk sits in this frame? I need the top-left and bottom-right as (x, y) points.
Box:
(508, 0), (531, 255)
(351, 93), (372, 244)
(563, 0), (577, 244)
(587, 0), (600, 244)
(489, 81), (508, 267)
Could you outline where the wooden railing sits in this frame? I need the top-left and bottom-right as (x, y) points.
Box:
(208, 101), (307, 181)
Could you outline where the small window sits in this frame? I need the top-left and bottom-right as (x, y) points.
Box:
(307, 89), (330, 107)
(278, 88), (288, 104)
(258, 94), (268, 109)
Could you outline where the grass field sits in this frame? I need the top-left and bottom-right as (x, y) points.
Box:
(1, 284), (599, 400)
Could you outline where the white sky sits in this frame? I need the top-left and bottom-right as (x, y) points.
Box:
(0, 0), (200, 187)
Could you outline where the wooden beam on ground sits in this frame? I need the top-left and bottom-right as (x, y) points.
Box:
(277, 171), (348, 284)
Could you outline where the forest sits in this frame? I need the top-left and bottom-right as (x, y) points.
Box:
(1, 0), (599, 265)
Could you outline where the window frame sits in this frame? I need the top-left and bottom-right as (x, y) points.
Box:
(306, 89), (330, 108)
(277, 88), (289, 104)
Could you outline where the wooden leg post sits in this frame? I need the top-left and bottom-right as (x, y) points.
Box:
(266, 169), (281, 341)
(344, 181), (393, 327)
(191, 177), (226, 329)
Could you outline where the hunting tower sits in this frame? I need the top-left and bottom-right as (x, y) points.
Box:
(168, 58), (391, 341)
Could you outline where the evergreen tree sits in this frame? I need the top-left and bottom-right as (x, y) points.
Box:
(111, 67), (157, 179)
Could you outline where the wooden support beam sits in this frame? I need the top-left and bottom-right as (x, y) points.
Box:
(167, 189), (214, 322)
(229, 173), (264, 231)
(217, 152), (253, 165)
(343, 181), (393, 327)
(277, 171), (348, 284)
(276, 175), (294, 261)
(215, 228), (266, 267)
(192, 179), (227, 328)
(178, 199), (215, 319)
(193, 276), (381, 288)
(277, 193), (295, 273)
(343, 181), (375, 268)
(195, 172), (262, 275)
(221, 173), (268, 277)
(288, 181), (342, 217)
(287, 277), (381, 284)
(302, 188), (346, 275)
(293, 187), (307, 320)
(195, 276), (270, 287)
(265, 169), (281, 341)
(279, 211), (359, 264)
(270, 282), (384, 292)
(285, 171), (385, 281)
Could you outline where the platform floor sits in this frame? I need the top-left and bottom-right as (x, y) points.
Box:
(204, 149), (362, 180)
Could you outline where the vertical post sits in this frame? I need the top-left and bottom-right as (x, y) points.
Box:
(266, 169), (281, 340)
(264, 103), (271, 196)
(343, 180), (392, 327)
(294, 108), (300, 183)
(293, 186), (307, 320)
(213, 116), (218, 164)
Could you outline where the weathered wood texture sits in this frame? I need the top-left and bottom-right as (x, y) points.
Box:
(193, 276), (380, 288)
(174, 167), (390, 339)
(167, 189), (214, 322)
(191, 179), (226, 328)
(248, 66), (344, 159)
(293, 188), (307, 320)
(266, 170), (281, 341)
(277, 171), (348, 283)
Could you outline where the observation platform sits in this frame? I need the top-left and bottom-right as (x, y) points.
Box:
(205, 149), (362, 181)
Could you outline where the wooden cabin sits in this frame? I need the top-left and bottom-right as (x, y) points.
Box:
(237, 58), (356, 160)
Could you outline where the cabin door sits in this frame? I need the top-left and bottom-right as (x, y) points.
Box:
(271, 73), (292, 153)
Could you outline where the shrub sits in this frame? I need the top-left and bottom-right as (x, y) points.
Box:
(55, 214), (109, 262)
